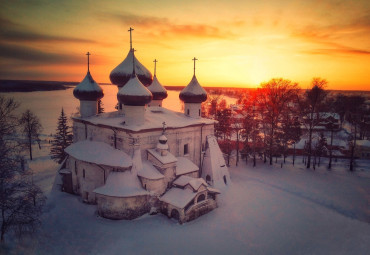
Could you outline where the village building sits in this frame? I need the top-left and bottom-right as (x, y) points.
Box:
(59, 29), (230, 223)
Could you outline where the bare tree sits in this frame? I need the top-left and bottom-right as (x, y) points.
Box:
(298, 78), (328, 169)
(0, 96), (46, 242)
(19, 110), (43, 160)
(257, 78), (299, 165)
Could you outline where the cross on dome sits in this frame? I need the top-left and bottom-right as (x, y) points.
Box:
(86, 52), (91, 72)
(128, 27), (134, 50)
(153, 59), (158, 77)
(192, 57), (198, 75)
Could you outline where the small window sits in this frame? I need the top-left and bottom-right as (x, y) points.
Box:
(83, 169), (85, 179)
(197, 194), (205, 203)
(199, 109), (200, 116)
(187, 109), (190, 115)
(184, 144), (189, 155)
(223, 175), (227, 185)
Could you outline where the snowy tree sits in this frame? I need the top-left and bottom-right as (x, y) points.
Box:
(50, 108), (73, 164)
(19, 109), (43, 161)
(0, 96), (46, 242)
(98, 99), (104, 114)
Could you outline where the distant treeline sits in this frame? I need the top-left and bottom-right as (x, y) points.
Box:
(0, 80), (78, 92)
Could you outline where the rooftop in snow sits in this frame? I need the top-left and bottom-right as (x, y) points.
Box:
(73, 107), (215, 132)
(110, 49), (152, 87)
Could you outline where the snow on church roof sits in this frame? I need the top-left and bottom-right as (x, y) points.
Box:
(117, 73), (153, 106)
(160, 187), (197, 209)
(74, 107), (214, 132)
(179, 75), (207, 103)
(176, 157), (199, 175)
(147, 148), (177, 164)
(65, 140), (132, 168)
(173, 176), (207, 191)
(94, 171), (148, 198)
(73, 72), (104, 101)
(138, 161), (164, 180)
(110, 49), (152, 87)
(147, 75), (167, 100)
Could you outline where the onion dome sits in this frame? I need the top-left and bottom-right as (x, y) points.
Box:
(117, 72), (152, 106)
(147, 59), (167, 100)
(73, 52), (104, 101)
(110, 49), (152, 87)
(179, 75), (207, 103)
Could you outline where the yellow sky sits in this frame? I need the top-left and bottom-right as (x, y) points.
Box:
(0, 0), (369, 90)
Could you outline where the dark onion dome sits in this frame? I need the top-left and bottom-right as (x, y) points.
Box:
(117, 72), (152, 106)
(147, 75), (168, 100)
(73, 71), (104, 101)
(179, 75), (207, 103)
(110, 50), (152, 87)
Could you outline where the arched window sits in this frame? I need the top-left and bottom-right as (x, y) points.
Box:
(171, 209), (180, 220)
(199, 109), (200, 116)
(197, 194), (205, 203)
(223, 175), (227, 185)
(187, 109), (190, 115)
(83, 169), (85, 179)
(206, 175), (211, 184)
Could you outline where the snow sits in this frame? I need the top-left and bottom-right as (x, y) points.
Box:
(147, 148), (177, 164)
(117, 74), (152, 97)
(173, 175), (195, 187)
(74, 72), (103, 93)
(65, 140), (132, 168)
(357, 140), (370, 147)
(110, 50), (152, 77)
(160, 187), (197, 209)
(180, 75), (207, 96)
(202, 135), (231, 187)
(174, 175), (208, 191)
(4, 142), (370, 254)
(176, 157), (199, 175)
(137, 161), (164, 180)
(93, 171), (148, 197)
(76, 107), (214, 132)
(147, 75), (167, 93)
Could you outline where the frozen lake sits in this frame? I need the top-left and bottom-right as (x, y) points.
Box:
(1, 85), (236, 136)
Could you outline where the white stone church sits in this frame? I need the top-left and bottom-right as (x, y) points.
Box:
(59, 32), (230, 223)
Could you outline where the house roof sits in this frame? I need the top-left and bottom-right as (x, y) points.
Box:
(176, 157), (199, 175)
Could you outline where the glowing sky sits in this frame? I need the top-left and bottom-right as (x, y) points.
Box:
(0, 0), (369, 90)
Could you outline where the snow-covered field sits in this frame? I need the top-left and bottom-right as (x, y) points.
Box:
(2, 142), (369, 255)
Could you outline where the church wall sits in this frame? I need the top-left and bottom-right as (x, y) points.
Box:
(73, 119), (214, 169)
(139, 177), (166, 196)
(67, 156), (112, 204)
(95, 194), (150, 220)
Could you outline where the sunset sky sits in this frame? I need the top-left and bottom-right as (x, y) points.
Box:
(0, 0), (369, 90)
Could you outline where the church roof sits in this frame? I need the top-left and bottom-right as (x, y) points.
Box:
(147, 148), (177, 165)
(179, 75), (207, 103)
(176, 157), (199, 176)
(117, 72), (153, 106)
(137, 161), (164, 180)
(65, 140), (132, 168)
(73, 71), (104, 101)
(173, 176), (207, 191)
(147, 75), (167, 100)
(74, 107), (215, 132)
(110, 49), (152, 87)
(159, 187), (197, 209)
(94, 171), (148, 198)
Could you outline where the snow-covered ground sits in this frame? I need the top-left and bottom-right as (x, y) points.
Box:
(2, 143), (369, 255)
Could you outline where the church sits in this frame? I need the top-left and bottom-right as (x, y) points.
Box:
(59, 28), (230, 223)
